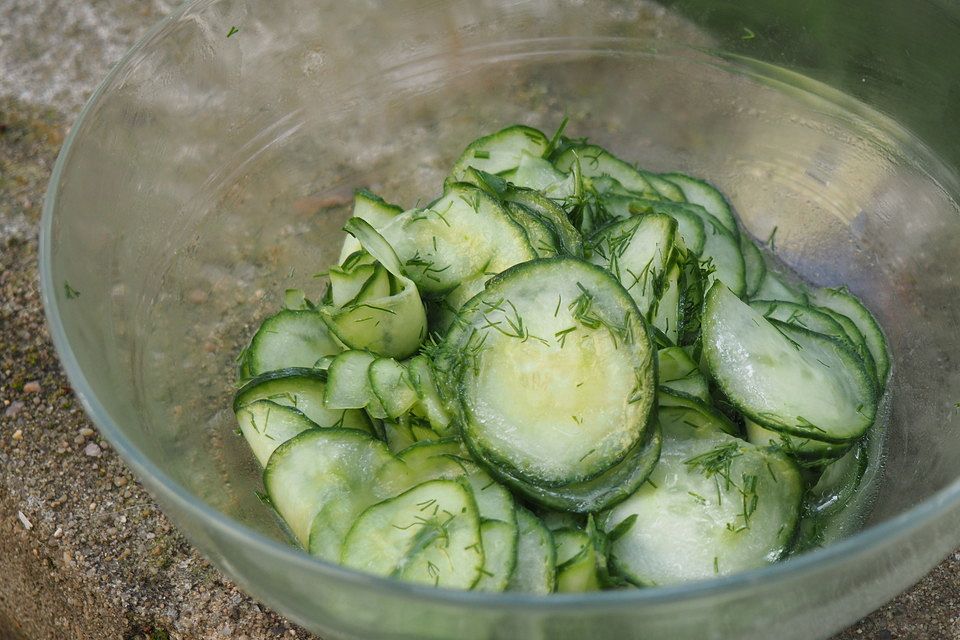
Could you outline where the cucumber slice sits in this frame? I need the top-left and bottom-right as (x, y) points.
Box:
(235, 400), (318, 466)
(449, 125), (550, 183)
(503, 151), (575, 199)
(406, 355), (453, 434)
(642, 171), (686, 202)
(380, 183), (536, 294)
(754, 267), (806, 304)
(806, 440), (868, 516)
(553, 528), (601, 592)
(808, 287), (890, 387)
(328, 263), (378, 308)
(444, 257), (656, 487)
(474, 519), (520, 592)
(749, 300), (855, 351)
(264, 428), (395, 548)
(553, 144), (654, 195)
(745, 418), (849, 462)
(703, 283), (877, 443)
(321, 219), (427, 359)
(474, 420), (662, 513)
(340, 479), (485, 589)
(604, 422), (801, 586)
(325, 350), (387, 419)
(588, 213), (678, 324)
(507, 507), (557, 594)
(658, 347), (710, 403)
(658, 389), (739, 437)
(649, 262), (682, 343)
(241, 309), (342, 378)
(600, 195), (706, 256)
(505, 201), (560, 258)
(659, 173), (739, 239)
(337, 189), (404, 264)
(740, 236), (766, 298)
(809, 304), (878, 387)
(369, 358), (418, 419)
(234, 367), (373, 435)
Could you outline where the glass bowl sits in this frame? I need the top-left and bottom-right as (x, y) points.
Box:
(40, 1), (960, 638)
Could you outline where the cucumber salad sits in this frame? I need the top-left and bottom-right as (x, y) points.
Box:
(232, 123), (889, 592)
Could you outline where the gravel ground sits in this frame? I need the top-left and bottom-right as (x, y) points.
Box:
(1, 1), (959, 639)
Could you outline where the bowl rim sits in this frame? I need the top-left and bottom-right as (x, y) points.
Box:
(39, 0), (960, 612)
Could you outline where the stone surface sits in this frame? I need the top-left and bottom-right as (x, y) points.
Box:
(0, 1), (958, 639)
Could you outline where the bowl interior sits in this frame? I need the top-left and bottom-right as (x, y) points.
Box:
(43, 0), (960, 637)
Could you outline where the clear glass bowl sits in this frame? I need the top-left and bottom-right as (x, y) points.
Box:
(40, 1), (960, 638)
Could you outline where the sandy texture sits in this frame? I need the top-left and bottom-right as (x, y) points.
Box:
(0, 1), (958, 639)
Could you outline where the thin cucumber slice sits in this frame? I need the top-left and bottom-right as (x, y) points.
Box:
(235, 400), (317, 466)
(507, 507), (557, 594)
(676, 242), (708, 347)
(659, 173), (739, 239)
(601, 195), (706, 256)
(505, 201), (560, 258)
(264, 428), (394, 548)
(553, 144), (653, 195)
(234, 367), (373, 435)
(369, 358), (419, 419)
(449, 125), (550, 183)
(588, 213), (678, 323)
(384, 420), (418, 454)
(443, 257), (656, 487)
(340, 479), (485, 589)
(553, 528), (600, 592)
(658, 389), (739, 437)
(321, 219), (427, 359)
(474, 420), (662, 513)
(744, 418), (849, 462)
(604, 422), (801, 586)
(810, 304), (878, 386)
(325, 350), (387, 419)
(338, 189), (404, 264)
(703, 283), (877, 443)
(749, 300), (855, 351)
(406, 355), (453, 434)
(380, 183), (537, 294)
(503, 151), (575, 199)
(740, 236), (766, 298)
(650, 262), (682, 343)
(642, 171), (686, 202)
(806, 440), (868, 516)
(809, 287), (890, 387)
(329, 263), (377, 308)
(754, 267), (806, 304)
(474, 519), (520, 592)
(657, 347), (710, 403)
(241, 309), (342, 378)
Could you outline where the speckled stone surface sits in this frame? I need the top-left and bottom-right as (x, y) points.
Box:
(0, 2), (958, 639)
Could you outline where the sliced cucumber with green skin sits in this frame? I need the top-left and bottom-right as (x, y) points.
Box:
(474, 519), (520, 592)
(338, 189), (404, 264)
(406, 355), (453, 433)
(810, 304), (878, 387)
(502, 151), (575, 199)
(553, 144), (654, 195)
(265, 428), (395, 548)
(659, 173), (739, 239)
(507, 507), (557, 594)
(321, 219), (427, 359)
(749, 300), (855, 351)
(369, 358), (419, 419)
(449, 125), (550, 184)
(740, 235), (766, 298)
(444, 257), (656, 487)
(805, 440), (868, 516)
(658, 389), (739, 437)
(553, 528), (601, 592)
(234, 367), (373, 435)
(600, 195), (706, 256)
(505, 201), (560, 258)
(324, 350), (387, 418)
(754, 267), (806, 304)
(328, 262), (377, 308)
(809, 287), (890, 387)
(603, 422), (802, 586)
(744, 418), (850, 462)
(642, 171), (686, 202)
(472, 421), (662, 514)
(380, 183), (537, 295)
(658, 347), (710, 403)
(235, 400), (318, 466)
(588, 213), (677, 324)
(703, 283), (877, 443)
(340, 479), (485, 589)
(625, 199), (745, 297)
(241, 309), (342, 378)
(649, 262), (682, 343)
